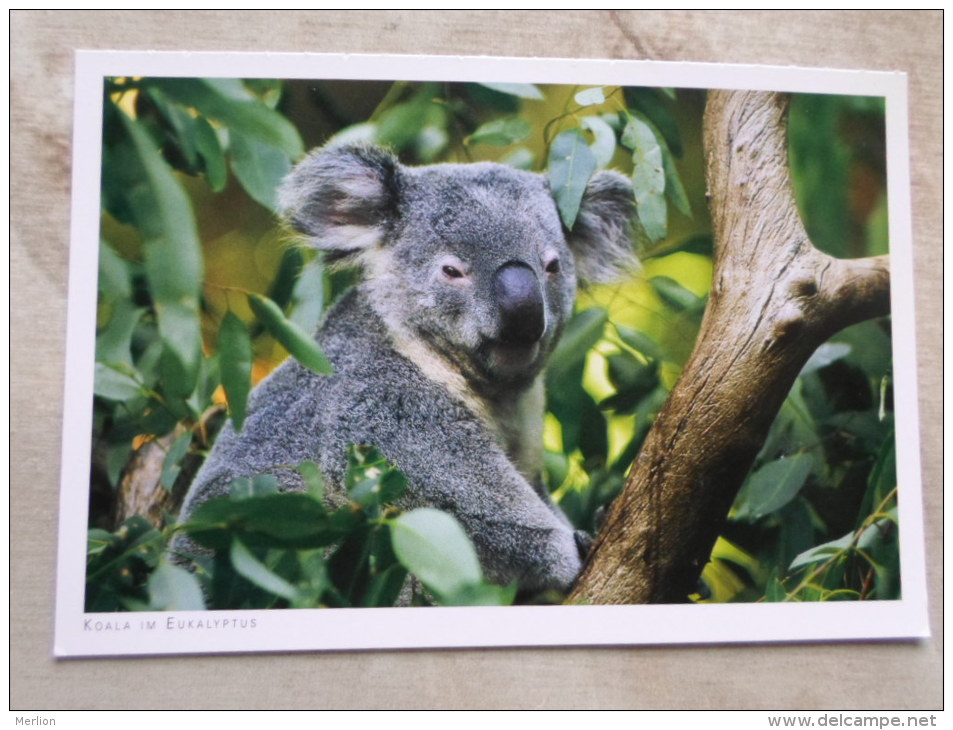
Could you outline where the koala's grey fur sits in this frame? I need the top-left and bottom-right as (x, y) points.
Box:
(174, 143), (635, 595)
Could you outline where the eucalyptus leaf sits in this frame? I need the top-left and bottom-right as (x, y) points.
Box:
(605, 352), (659, 408)
(390, 508), (482, 601)
(863, 431), (897, 519)
(85, 517), (164, 612)
(500, 148), (535, 170)
(546, 307), (607, 387)
(581, 115), (617, 169)
(638, 191), (669, 243)
(186, 493), (337, 550)
(289, 261), (326, 335)
(248, 293), (333, 375)
(467, 118), (532, 147)
(146, 86), (200, 169)
(87, 529), (119, 558)
(549, 371), (593, 456)
(151, 78), (304, 159)
(362, 563), (410, 608)
(117, 111), (204, 395)
(98, 239), (133, 303)
(863, 513), (900, 599)
(349, 470), (407, 511)
(294, 550), (331, 602)
(477, 82), (544, 100)
(626, 87), (683, 156)
(156, 302), (204, 399)
(832, 320), (892, 380)
(765, 576), (788, 602)
(599, 111), (625, 131)
(218, 311), (253, 431)
(267, 245), (306, 312)
(757, 378), (823, 468)
(623, 116), (667, 242)
(230, 539), (299, 602)
(548, 129), (597, 229)
(443, 582), (516, 607)
(229, 473), (279, 500)
(800, 343), (852, 376)
(243, 78), (283, 108)
(229, 131), (293, 211)
(160, 431), (193, 491)
(661, 143), (691, 218)
(192, 115), (228, 191)
(376, 101), (430, 151)
(296, 461), (325, 501)
(146, 560), (206, 611)
(415, 125), (448, 162)
(577, 391), (609, 463)
(93, 362), (143, 402)
(733, 452), (814, 521)
(574, 87), (606, 107)
(326, 122), (378, 149)
(789, 532), (853, 571)
(614, 324), (664, 361)
(649, 276), (701, 312)
(641, 233), (713, 260)
(96, 303), (145, 368)
(105, 442), (133, 488)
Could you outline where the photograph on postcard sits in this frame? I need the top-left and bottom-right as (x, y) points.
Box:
(56, 53), (925, 655)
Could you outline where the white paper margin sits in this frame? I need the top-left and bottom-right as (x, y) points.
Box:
(54, 51), (928, 659)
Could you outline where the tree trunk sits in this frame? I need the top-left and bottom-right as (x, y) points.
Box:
(568, 90), (890, 605)
(111, 406), (225, 530)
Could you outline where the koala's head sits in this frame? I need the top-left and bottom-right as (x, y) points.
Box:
(280, 144), (635, 395)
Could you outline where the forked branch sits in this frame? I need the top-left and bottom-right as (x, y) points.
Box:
(568, 90), (890, 605)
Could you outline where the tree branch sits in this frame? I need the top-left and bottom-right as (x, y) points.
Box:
(568, 90), (891, 605)
(111, 406), (225, 530)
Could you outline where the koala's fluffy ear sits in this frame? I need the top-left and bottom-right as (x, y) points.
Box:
(566, 170), (638, 285)
(278, 144), (402, 262)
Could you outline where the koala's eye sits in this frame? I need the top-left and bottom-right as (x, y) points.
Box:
(442, 264), (465, 279)
(545, 258), (561, 275)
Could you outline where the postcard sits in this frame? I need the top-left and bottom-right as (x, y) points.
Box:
(54, 51), (927, 657)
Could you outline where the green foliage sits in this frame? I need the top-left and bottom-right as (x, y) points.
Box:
(217, 311), (253, 431)
(86, 516), (165, 611)
(246, 293), (333, 376)
(318, 81), (690, 243)
(622, 115), (667, 240)
(788, 94), (887, 258)
(545, 86), (691, 241)
(94, 77), (317, 495)
(88, 76), (896, 610)
(548, 129), (598, 228)
(91, 446), (512, 610)
(391, 509), (515, 606)
(710, 342), (898, 602)
(539, 92), (896, 604)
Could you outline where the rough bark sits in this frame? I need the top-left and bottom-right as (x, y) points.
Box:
(111, 406), (225, 530)
(568, 90), (890, 605)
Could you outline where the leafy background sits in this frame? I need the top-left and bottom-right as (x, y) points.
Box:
(88, 77), (897, 611)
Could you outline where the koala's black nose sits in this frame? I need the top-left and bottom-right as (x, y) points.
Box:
(493, 261), (545, 344)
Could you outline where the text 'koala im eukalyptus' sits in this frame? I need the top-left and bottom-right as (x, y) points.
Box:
(176, 143), (637, 595)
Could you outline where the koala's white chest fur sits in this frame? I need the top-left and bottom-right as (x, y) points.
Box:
(384, 315), (545, 482)
(487, 379), (545, 482)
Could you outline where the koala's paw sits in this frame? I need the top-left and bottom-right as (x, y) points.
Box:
(574, 529), (594, 559)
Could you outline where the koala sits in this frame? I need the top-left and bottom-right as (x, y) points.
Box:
(174, 143), (635, 596)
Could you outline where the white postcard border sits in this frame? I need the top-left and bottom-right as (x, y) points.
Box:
(55, 51), (927, 658)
